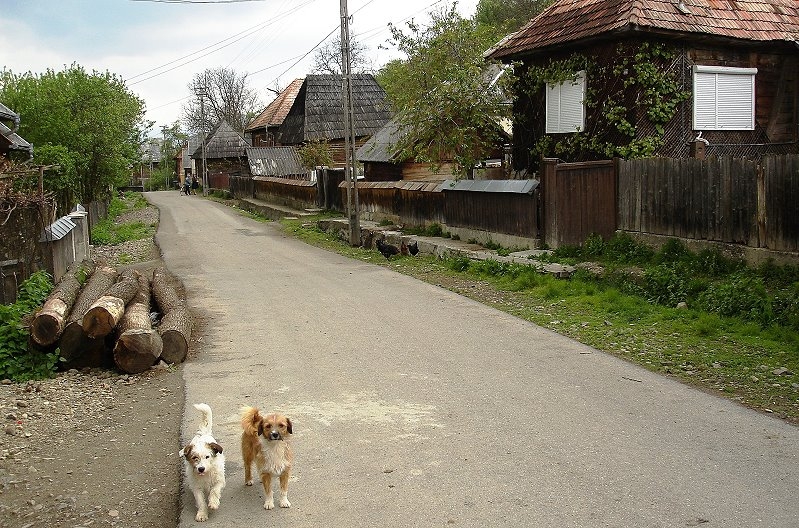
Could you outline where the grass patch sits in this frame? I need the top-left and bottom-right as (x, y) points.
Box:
(91, 193), (155, 246)
(273, 213), (799, 423)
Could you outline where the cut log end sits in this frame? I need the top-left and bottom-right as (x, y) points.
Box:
(160, 330), (188, 364)
(83, 296), (126, 339)
(31, 312), (63, 346)
(113, 329), (163, 374)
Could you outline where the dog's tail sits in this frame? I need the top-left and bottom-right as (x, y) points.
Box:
(194, 403), (214, 435)
(239, 405), (262, 436)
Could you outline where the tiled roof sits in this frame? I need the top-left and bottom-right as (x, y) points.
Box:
(278, 74), (392, 145)
(245, 78), (304, 132)
(487, 0), (799, 60)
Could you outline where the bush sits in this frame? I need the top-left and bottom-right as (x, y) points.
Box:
(642, 263), (689, 307)
(697, 272), (771, 324)
(445, 256), (471, 272)
(0, 271), (59, 381)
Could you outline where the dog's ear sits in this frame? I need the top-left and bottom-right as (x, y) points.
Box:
(180, 445), (193, 459)
(209, 442), (223, 455)
(285, 417), (293, 435)
(257, 421), (264, 437)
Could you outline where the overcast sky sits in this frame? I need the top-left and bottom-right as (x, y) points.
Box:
(0, 0), (480, 134)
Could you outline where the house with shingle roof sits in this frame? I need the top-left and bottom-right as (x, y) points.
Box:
(487, 0), (799, 169)
(276, 74), (392, 169)
(245, 78), (304, 148)
(191, 119), (250, 179)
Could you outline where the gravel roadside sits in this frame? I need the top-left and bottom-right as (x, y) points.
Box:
(0, 202), (186, 528)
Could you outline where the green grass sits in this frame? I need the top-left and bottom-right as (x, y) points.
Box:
(274, 214), (799, 424)
(90, 193), (155, 246)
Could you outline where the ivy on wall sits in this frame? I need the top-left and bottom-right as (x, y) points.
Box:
(515, 42), (690, 164)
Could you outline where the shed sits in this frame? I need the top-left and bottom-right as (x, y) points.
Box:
(246, 146), (307, 178)
(192, 119), (250, 178)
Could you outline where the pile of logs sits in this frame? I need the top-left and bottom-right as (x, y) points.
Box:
(30, 260), (192, 374)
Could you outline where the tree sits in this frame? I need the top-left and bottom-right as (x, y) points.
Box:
(378, 3), (511, 175)
(311, 35), (373, 75)
(0, 64), (147, 212)
(475, 0), (555, 34)
(182, 67), (261, 134)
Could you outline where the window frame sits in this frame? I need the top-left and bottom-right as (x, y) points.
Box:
(693, 65), (757, 131)
(545, 70), (586, 134)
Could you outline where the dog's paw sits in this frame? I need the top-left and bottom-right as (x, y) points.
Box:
(195, 510), (209, 522)
(208, 498), (220, 510)
(279, 498), (291, 508)
(245, 479), (253, 486)
(263, 500), (275, 510)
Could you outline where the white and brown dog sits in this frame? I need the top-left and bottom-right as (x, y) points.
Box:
(180, 403), (226, 522)
(240, 406), (294, 510)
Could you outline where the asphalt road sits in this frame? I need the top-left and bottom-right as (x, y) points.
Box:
(145, 190), (799, 527)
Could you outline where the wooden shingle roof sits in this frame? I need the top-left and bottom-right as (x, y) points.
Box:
(278, 74), (392, 145)
(192, 120), (249, 159)
(245, 78), (304, 133)
(487, 0), (799, 60)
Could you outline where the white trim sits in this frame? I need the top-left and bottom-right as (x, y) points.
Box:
(694, 65), (758, 75)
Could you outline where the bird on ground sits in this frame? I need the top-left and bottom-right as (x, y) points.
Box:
(376, 238), (400, 260)
(407, 240), (419, 256)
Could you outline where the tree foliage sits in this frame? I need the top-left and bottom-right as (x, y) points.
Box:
(378, 3), (511, 175)
(0, 64), (147, 213)
(183, 67), (261, 134)
(311, 35), (373, 75)
(475, 0), (554, 34)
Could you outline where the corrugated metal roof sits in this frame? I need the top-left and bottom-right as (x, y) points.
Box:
(356, 117), (405, 163)
(0, 121), (32, 153)
(440, 179), (539, 194)
(246, 146), (307, 176)
(40, 216), (76, 242)
(192, 120), (250, 159)
(488, 0), (799, 60)
(278, 74), (392, 145)
(245, 78), (304, 132)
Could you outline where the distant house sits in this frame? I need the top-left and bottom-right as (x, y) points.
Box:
(486, 0), (799, 169)
(245, 79), (304, 147)
(276, 74), (392, 169)
(175, 135), (203, 186)
(0, 102), (32, 161)
(192, 120), (250, 179)
(356, 118), (457, 182)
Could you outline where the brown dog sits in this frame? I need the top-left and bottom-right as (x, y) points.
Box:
(240, 406), (294, 510)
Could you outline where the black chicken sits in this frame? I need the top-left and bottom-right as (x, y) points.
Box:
(376, 238), (400, 260)
(408, 240), (419, 256)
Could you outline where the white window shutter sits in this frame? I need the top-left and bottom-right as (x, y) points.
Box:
(693, 66), (756, 130)
(545, 71), (585, 133)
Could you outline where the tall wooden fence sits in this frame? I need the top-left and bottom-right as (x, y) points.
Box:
(618, 155), (799, 252)
(540, 159), (617, 248)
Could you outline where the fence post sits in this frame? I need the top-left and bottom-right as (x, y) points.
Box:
(540, 158), (558, 248)
(757, 159), (766, 248)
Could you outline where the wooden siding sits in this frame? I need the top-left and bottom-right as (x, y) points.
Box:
(253, 176), (317, 210)
(541, 159), (617, 248)
(761, 155), (799, 252)
(351, 181), (445, 227)
(444, 189), (538, 238)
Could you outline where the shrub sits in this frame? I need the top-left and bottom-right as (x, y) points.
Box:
(697, 272), (771, 324)
(445, 256), (470, 272)
(642, 263), (689, 307)
(604, 233), (654, 265)
(0, 271), (59, 381)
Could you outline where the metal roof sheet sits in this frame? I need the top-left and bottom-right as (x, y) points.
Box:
(40, 216), (76, 242)
(246, 146), (307, 176)
(440, 179), (539, 194)
(488, 0), (799, 60)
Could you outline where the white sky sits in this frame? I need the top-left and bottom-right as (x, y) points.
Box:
(0, 0), (480, 134)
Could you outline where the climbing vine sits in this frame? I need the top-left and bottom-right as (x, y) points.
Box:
(516, 42), (690, 164)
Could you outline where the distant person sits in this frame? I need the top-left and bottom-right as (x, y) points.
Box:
(191, 175), (199, 195)
(183, 175), (192, 196)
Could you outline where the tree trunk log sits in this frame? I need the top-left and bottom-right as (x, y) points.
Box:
(151, 267), (183, 314)
(113, 273), (162, 374)
(30, 260), (96, 346)
(59, 266), (119, 365)
(158, 304), (192, 364)
(83, 269), (140, 338)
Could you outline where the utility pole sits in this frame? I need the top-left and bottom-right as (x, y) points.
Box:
(340, 0), (361, 246)
(195, 86), (209, 196)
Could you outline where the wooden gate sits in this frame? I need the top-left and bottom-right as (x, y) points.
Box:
(540, 159), (617, 248)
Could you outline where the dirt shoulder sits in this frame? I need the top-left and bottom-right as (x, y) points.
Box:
(1, 203), (186, 528)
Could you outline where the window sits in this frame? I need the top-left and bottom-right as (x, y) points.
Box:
(693, 65), (757, 130)
(545, 71), (585, 134)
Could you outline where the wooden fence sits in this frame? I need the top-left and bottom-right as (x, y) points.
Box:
(618, 155), (799, 253)
(354, 181), (446, 227)
(540, 159), (617, 248)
